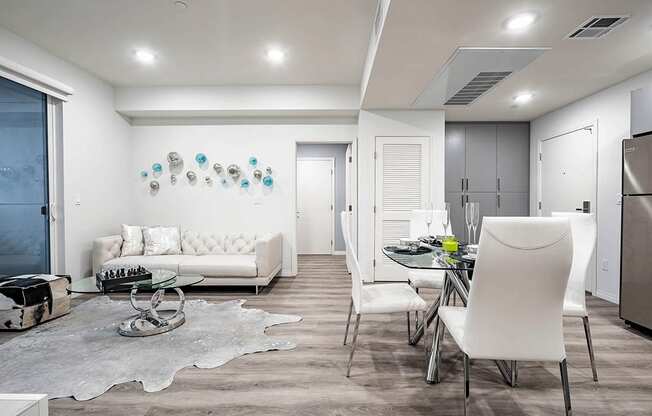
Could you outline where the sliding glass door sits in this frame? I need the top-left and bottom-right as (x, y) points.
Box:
(0, 77), (50, 276)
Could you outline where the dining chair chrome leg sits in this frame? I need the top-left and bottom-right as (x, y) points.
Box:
(464, 353), (470, 416)
(582, 316), (598, 382)
(346, 314), (361, 377)
(559, 359), (573, 416)
(511, 361), (518, 387)
(343, 298), (353, 345)
(415, 288), (420, 331)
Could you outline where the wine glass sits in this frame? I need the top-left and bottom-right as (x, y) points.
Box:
(441, 202), (450, 236)
(464, 202), (473, 243)
(424, 203), (434, 236)
(470, 202), (480, 244)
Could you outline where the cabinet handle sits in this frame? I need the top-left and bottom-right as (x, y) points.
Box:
(497, 177), (501, 191)
(465, 178), (469, 191)
(497, 194), (501, 209)
(461, 178), (464, 191)
(466, 195), (469, 204)
(461, 194), (464, 207)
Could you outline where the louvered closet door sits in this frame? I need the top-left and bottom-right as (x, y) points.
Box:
(374, 137), (430, 281)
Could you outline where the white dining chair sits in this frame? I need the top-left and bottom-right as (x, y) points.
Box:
(407, 209), (450, 332)
(552, 212), (598, 382)
(437, 217), (574, 415)
(341, 212), (427, 377)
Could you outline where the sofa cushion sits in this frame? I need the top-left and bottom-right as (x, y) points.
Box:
(143, 226), (181, 256)
(105, 255), (182, 273)
(179, 255), (257, 277)
(121, 224), (143, 256)
(182, 231), (257, 255)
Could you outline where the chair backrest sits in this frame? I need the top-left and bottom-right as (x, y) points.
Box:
(463, 217), (573, 362)
(551, 212), (596, 313)
(409, 209), (450, 238)
(341, 211), (363, 314)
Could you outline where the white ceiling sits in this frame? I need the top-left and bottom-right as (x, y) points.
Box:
(2, 0), (652, 122)
(0, 0), (377, 86)
(363, 0), (652, 121)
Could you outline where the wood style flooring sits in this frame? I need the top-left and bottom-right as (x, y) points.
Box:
(3, 255), (652, 415)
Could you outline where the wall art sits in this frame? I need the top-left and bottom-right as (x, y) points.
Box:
(213, 163), (223, 174)
(140, 171), (148, 178)
(170, 174), (177, 185)
(253, 169), (263, 180)
(167, 152), (182, 168)
(240, 178), (250, 189)
(227, 164), (241, 179)
(186, 171), (197, 182)
(248, 156), (258, 167)
(262, 175), (273, 187)
(195, 153), (207, 165)
(149, 180), (160, 192)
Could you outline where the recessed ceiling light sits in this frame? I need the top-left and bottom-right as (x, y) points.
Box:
(134, 49), (156, 65)
(514, 92), (534, 104)
(266, 48), (286, 64)
(173, 0), (188, 10)
(506, 13), (537, 31)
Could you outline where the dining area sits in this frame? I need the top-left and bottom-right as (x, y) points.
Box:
(340, 204), (599, 416)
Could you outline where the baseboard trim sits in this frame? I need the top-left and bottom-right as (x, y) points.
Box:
(595, 289), (619, 304)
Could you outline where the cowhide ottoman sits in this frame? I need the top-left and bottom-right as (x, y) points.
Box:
(0, 274), (71, 330)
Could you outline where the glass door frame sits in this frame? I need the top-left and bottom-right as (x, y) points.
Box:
(46, 95), (64, 274)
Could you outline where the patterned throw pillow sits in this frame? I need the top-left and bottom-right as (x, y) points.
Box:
(143, 226), (182, 256)
(120, 225), (143, 256)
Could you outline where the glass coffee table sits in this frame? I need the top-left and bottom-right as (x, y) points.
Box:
(69, 270), (204, 337)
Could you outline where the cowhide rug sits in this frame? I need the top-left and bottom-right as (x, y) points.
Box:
(0, 297), (301, 400)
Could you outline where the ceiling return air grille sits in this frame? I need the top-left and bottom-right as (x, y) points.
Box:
(444, 71), (512, 106)
(568, 16), (629, 39)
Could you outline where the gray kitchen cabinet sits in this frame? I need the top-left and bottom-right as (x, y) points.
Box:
(446, 192), (466, 239)
(465, 125), (497, 192)
(631, 86), (652, 137)
(497, 124), (530, 193)
(445, 122), (530, 238)
(497, 192), (529, 216)
(445, 125), (466, 193)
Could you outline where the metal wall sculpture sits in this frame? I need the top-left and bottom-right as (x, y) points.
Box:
(142, 153), (275, 194)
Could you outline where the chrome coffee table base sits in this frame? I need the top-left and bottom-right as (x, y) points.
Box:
(118, 287), (186, 337)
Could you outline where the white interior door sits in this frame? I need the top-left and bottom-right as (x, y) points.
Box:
(345, 144), (352, 270)
(297, 158), (334, 254)
(374, 137), (430, 281)
(540, 126), (597, 292)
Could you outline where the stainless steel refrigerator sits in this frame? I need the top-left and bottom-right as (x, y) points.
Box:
(621, 133), (652, 330)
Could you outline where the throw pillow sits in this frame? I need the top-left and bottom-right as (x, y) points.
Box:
(143, 226), (182, 256)
(120, 225), (143, 256)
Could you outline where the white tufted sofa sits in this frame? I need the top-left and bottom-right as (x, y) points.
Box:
(92, 231), (282, 294)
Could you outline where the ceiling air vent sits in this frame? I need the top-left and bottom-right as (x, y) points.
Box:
(444, 72), (512, 106)
(568, 16), (629, 39)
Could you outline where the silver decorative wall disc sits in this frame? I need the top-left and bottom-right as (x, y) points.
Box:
(253, 169), (263, 180)
(204, 176), (212, 185)
(186, 171), (197, 181)
(227, 164), (241, 179)
(149, 180), (160, 191)
(170, 174), (177, 185)
(167, 152), (182, 167)
(213, 163), (223, 174)
(265, 167), (273, 175)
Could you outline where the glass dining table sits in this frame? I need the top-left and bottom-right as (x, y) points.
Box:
(383, 243), (515, 385)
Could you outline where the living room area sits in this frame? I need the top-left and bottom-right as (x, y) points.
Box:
(2, 1), (652, 415)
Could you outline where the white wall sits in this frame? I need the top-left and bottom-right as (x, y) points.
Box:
(530, 69), (652, 304)
(130, 123), (356, 276)
(357, 110), (446, 281)
(0, 26), (132, 279)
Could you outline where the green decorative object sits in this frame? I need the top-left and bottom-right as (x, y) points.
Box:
(442, 239), (458, 253)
